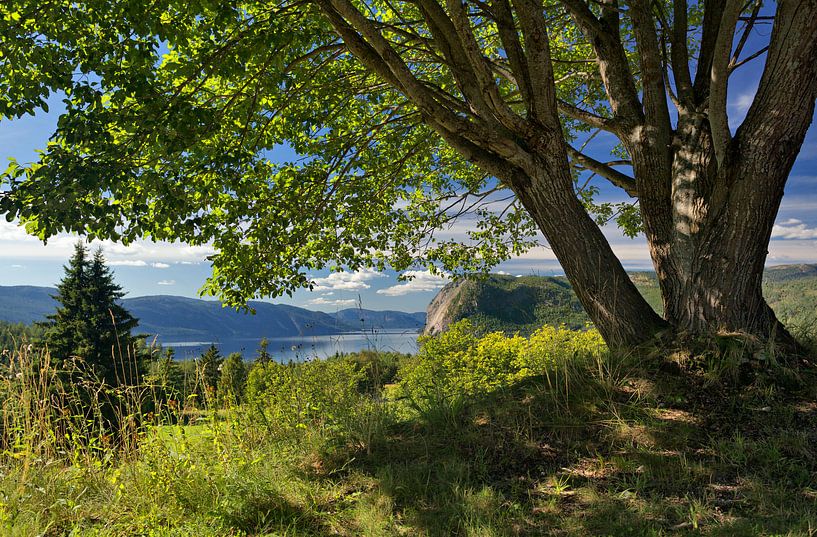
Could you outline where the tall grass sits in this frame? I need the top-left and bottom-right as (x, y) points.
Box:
(0, 341), (208, 467)
(1, 323), (815, 536)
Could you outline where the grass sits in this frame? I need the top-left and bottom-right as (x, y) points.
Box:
(1, 329), (816, 536)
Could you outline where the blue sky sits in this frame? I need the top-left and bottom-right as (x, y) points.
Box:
(1, 27), (816, 314)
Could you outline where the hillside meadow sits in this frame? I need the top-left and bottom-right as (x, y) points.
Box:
(1, 321), (816, 536)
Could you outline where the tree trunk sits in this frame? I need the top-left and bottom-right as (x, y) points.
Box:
(506, 149), (669, 350)
(659, 133), (808, 351)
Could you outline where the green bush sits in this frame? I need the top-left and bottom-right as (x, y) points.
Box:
(343, 350), (407, 394)
(245, 357), (366, 437)
(218, 352), (247, 406)
(397, 320), (606, 415)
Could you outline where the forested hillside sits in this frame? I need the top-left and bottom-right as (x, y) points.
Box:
(0, 287), (425, 344)
(425, 266), (817, 335)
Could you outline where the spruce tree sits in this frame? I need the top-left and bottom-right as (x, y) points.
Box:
(218, 352), (247, 406)
(45, 241), (139, 387)
(196, 345), (223, 404)
(86, 247), (139, 385)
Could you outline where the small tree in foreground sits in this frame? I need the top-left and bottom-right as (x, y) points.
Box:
(219, 352), (247, 406)
(196, 345), (223, 405)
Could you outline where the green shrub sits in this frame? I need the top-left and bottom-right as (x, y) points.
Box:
(244, 357), (366, 437)
(343, 350), (407, 394)
(218, 352), (247, 406)
(397, 320), (606, 416)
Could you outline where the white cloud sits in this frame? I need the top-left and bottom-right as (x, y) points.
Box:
(152, 262), (170, 269)
(311, 269), (384, 291)
(157, 280), (176, 286)
(727, 88), (757, 129)
(0, 219), (216, 263)
(771, 218), (817, 240)
(10, 264), (24, 269)
(376, 270), (450, 296)
(108, 259), (148, 267)
(730, 91), (755, 115)
(307, 296), (358, 307)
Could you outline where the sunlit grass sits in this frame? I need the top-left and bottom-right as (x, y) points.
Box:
(1, 324), (816, 535)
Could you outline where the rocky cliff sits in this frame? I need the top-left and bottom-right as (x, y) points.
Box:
(424, 265), (817, 336)
(423, 274), (588, 336)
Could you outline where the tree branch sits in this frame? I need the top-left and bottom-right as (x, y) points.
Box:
(491, 0), (534, 114)
(692, 0), (726, 102)
(629, 0), (672, 134)
(560, 0), (643, 123)
(317, 0), (533, 169)
(557, 99), (620, 132)
(709, 0), (742, 166)
(511, 0), (560, 124)
(443, 0), (527, 131)
(736, 0), (817, 150)
(729, 46), (769, 72)
(567, 146), (638, 197)
(729, 0), (762, 70)
(670, 0), (693, 102)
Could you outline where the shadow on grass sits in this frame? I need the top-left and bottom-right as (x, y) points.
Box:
(310, 365), (817, 536)
(216, 489), (335, 536)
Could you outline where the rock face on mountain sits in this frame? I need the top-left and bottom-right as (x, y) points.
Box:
(424, 266), (817, 336)
(424, 279), (469, 335)
(424, 274), (588, 336)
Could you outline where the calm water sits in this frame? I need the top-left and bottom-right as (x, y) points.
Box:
(163, 331), (421, 361)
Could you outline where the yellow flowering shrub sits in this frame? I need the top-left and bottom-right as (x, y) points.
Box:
(398, 320), (606, 411)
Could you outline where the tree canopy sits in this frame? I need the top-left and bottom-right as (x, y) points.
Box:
(0, 0), (643, 297)
(1, 0), (815, 349)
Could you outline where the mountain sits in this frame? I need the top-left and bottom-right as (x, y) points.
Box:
(763, 264), (817, 282)
(0, 286), (425, 341)
(425, 275), (587, 335)
(124, 296), (352, 340)
(332, 309), (426, 331)
(0, 286), (57, 325)
(425, 264), (817, 335)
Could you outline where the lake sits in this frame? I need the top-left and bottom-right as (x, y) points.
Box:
(162, 330), (421, 361)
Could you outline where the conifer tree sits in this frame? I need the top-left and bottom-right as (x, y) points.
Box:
(196, 344), (223, 404)
(254, 338), (272, 365)
(45, 241), (139, 386)
(218, 352), (247, 406)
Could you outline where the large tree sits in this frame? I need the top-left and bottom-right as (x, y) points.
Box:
(1, 0), (815, 352)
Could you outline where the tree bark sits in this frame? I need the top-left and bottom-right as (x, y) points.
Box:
(505, 144), (669, 350)
(657, 0), (817, 352)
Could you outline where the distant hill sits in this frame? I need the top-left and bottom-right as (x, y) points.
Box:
(763, 264), (817, 282)
(763, 266), (817, 327)
(425, 264), (817, 335)
(331, 309), (426, 331)
(0, 286), (57, 324)
(425, 275), (586, 335)
(0, 287), (425, 342)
